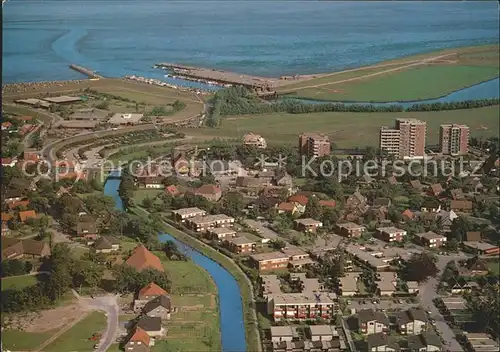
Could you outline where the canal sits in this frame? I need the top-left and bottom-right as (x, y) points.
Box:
(104, 175), (247, 352)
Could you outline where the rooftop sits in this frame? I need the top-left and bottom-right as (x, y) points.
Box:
(172, 207), (206, 216)
(415, 231), (446, 241)
(125, 245), (164, 272)
(108, 113), (144, 125)
(43, 95), (82, 103)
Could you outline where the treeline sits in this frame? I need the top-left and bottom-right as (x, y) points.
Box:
(1, 260), (34, 277)
(205, 87), (500, 126)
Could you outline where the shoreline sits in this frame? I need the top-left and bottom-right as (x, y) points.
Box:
(3, 43), (498, 89)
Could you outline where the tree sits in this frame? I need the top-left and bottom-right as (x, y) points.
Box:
(450, 217), (472, 242)
(162, 241), (186, 261)
(402, 252), (439, 282)
(222, 192), (245, 217)
(113, 265), (170, 294)
(303, 196), (321, 220)
(72, 260), (104, 292)
(271, 239), (286, 251)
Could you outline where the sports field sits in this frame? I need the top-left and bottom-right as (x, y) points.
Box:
(277, 44), (499, 102)
(185, 106), (499, 148)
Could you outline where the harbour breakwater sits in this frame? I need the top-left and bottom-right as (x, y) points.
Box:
(69, 64), (103, 79)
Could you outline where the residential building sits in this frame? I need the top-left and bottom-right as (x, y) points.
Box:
(171, 207), (207, 222)
(267, 291), (337, 322)
(336, 222), (366, 238)
(309, 325), (338, 341)
(270, 326), (296, 343)
(462, 242), (499, 256)
(459, 256), (490, 276)
(354, 309), (390, 335)
(428, 183), (444, 197)
(439, 124), (469, 155)
(250, 252), (290, 271)
(450, 200), (473, 213)
(108, 113), (144, 125)
(344, 191), (369, 221)
(407, 332), (442, 351)
(137, 176), (165, 189)
(194, 184), (222, 202)
(319, 199), (336, 208)
(376, 272), (397, 296)
(273, 169), (293, 187)
(243, 132), (267, 149)
(2, 238), (51, 259)
(134, 282), (168, 312)
(75, 220), (98, 240)
(420, 200), (441, 213)
(380, 118), (426, 159)
(293, 218), (323, 233)
(124, 326), (151, 352)
(288, 194), (309, 213)
(207, 227), (236, 241)
(136, 316), (165, 337)
(410, 180), (423, 191)
(338, 273), (360, 296)
(367, 332), (399, 352)
(414, 231), (447, 248)
(142, 295), (172, 320)
(463, 333), (499, 352)
(277, 202), (298, 215)
(407, 281), (420, 294)
(395, 308), (428, 334)
(224, 236), (256, 254)
(298, 133), (331, 158)
(18, 210), (37, 223)
(165, 184), (180, 197)
(375, 227), (407, 242)
(94, 236), (120, 253)
(125, 245), (164, 272)
(186, 214), (235, 232)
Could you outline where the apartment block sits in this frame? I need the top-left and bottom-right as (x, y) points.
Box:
(260, 274), (338, 322)
(439, 124), (469, 155)
(414, 231), (447, 248)
(375, 227), (407, 242)
(380, 118), (426, 159)
(293, 218), (323, 233)
(171, 207), (207, 222)
(299, 133), (331, 158)
(185, 214), (234, 232)
(250, 252), (290, 271)
(336, 222), (366, 238)
(224, 236), (256, 254)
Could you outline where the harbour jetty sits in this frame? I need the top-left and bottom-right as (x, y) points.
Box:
(155, 63), (277, 91)
(69, 64), (103, 79)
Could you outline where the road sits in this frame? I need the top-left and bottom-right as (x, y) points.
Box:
(74, 290), (119, 352)
(418, 254), (469, 352)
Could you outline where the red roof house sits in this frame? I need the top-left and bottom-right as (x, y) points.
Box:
(165, 185), (180, 197)
(288, 194), (309, 206)
(19, 210), (37, 223)
(125, 245), (164, 272)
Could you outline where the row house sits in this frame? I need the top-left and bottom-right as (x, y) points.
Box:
(336, 222), (366, 238)
(414, 231), (447, 248)
(224, 236), (256, 254)
(293, 218), (323, 233)
(367, 333), (399, 352)
(185, 214), (235, 232)
(375, 227), (407, 243)
(171, 207), (207, 222)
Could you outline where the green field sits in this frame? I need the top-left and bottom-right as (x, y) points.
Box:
(1, 329), (56, 351)
(44, 311), (107, 352)
(285, 65), (499, 102)
(186, 106), (499, 148)
(487, 260), (500, 275)
(152, 255), (221, 351)
(1, 274), (39, 291)
(133, 189), (164, 204)
(276, 44), (499, 101)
